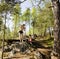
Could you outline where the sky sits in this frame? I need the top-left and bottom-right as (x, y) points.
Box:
(21, 0), (32, 12)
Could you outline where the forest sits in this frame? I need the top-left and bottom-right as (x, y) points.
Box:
(0, 0), (60, 59)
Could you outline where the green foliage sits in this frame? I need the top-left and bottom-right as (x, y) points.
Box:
(13, 3), (21, 14)
(31, 7), (36, 16)
(0, 0), (54, 39)
(11, 3), (21, 38)
(0, 2), (21, 38)
(0, 3), (11, 13)
(21, 8), (30, 21)
(0, 16), (3, 31)
(0, 3), (13, 39)
(41, 37), (54, 48)
(30, 2), (54, 35)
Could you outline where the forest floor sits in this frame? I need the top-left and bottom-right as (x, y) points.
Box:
(3, 48), (52, 59)
(0, 37), (53, 59)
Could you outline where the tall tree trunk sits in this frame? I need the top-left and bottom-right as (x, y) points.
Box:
(29, 19), (31, 35)
(2, 12), (7, 59)
(14, 14), (17, 38)
(51, 0), (60, 59)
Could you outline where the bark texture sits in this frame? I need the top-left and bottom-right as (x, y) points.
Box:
(51, 0), (60, 59)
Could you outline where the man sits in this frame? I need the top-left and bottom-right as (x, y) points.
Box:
(19, 24), (25, 42)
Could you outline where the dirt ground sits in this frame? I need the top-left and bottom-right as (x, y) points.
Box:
(3, 48), (52, 59)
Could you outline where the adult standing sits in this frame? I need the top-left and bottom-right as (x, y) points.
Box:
(19, 24), (25, 42)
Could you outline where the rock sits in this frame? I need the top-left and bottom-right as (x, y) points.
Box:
(34, 50), (43, 59)
(25, 49), (31, 54)
(8, 51), (14, 58)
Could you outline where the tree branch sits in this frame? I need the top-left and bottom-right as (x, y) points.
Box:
(18, 0), (27, 4)
(30, 0), (42, 7)
(5, 0), (27, 4)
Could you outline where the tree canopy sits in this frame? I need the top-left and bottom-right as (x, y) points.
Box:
(0, 0), (54, 38)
